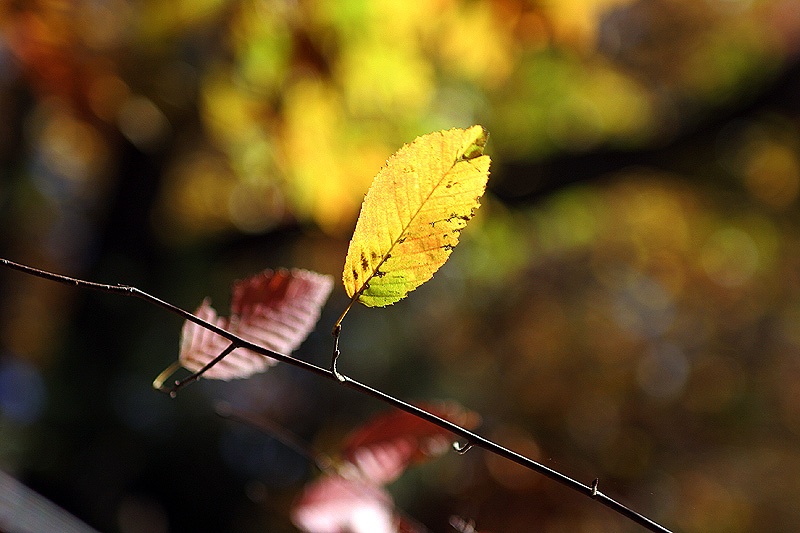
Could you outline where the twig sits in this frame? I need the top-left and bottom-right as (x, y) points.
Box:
(0, 257), (672, 533)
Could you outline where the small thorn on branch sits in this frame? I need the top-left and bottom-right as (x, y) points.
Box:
(167, 376), (194, 397)
(591, 478), (600, 498)
(453, 440), (473, 454)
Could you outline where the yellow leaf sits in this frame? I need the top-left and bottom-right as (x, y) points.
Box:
(342, 126), (491, 308)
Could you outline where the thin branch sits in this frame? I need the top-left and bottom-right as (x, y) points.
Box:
(0, 257), (672, 533)
(0, 258), (333, 382)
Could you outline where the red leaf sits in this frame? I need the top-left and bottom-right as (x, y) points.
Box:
(179, 299), (271, 380)
(292, 403), (477, 532)
(229, 268), (334, 356)
(178, 269), (333, 380)
(291, 475), (397, 533)
(341, 401), (481, 485)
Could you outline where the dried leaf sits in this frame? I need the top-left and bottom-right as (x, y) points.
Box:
(178, 268), (333, 380)
(342, 126), (491, 307)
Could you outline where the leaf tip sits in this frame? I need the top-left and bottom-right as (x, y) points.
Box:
(460, 125), (489, 161)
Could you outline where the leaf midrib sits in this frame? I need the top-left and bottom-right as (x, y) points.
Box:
(355, 148), (468, 300)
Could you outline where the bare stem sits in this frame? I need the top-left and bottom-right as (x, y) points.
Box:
(0, 257), (672, 533)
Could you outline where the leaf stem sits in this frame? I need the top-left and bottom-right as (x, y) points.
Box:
(333, 296), (357, 333)
(164, 342), (238, 397)
(0, 257), (672, 533)
(152, 361), (182, 391)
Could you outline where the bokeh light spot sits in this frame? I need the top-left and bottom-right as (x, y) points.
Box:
(117, 96), (170, 152)
(636, 343), (689, 400)
(701, 227), (759, 287)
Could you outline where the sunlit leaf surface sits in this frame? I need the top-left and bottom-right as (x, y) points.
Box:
(343, 126), (491, 307)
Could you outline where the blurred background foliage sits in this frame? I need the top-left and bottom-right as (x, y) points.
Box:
(1, 0), (800, 531)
